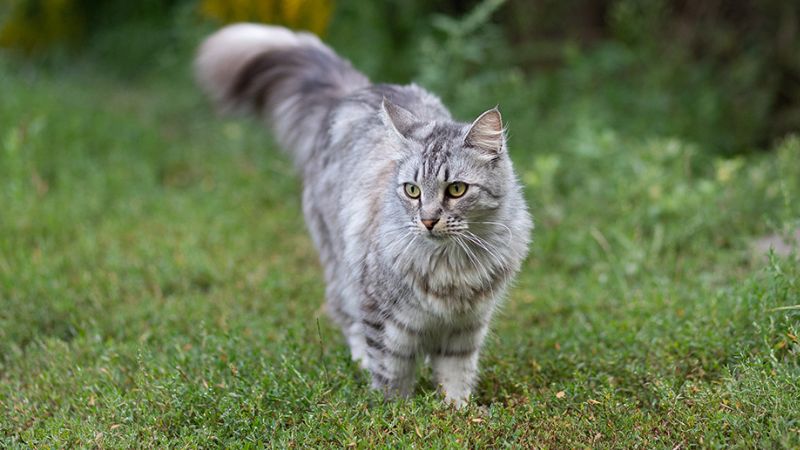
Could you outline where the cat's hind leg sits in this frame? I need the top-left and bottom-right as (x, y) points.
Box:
(324, 298), (369, 368)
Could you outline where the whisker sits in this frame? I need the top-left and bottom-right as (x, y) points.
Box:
(373, 224), (418, 240)
(454, 236), (481, 274)
(458, 235), (491, 279)
(456, 235), (496, 300)
(350, 229), (414, 270)
(396, 234), (419, 264)
(462, 231), (505, 269)
(467, 221), (513, 246)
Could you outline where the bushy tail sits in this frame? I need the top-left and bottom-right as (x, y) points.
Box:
(195, 23), (370, 167)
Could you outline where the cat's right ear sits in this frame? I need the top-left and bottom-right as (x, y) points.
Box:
(380, 98), (418, 140)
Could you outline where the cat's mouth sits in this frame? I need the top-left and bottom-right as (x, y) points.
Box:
(424, 230), (454, 241)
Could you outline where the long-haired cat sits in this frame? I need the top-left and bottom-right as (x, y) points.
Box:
(196, 24), (532, 407)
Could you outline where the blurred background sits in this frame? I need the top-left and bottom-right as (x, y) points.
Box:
(2, 2), (800, 445)
(2, 0), (798, 155)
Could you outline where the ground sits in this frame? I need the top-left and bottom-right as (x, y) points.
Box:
(1, 58), (799, 448)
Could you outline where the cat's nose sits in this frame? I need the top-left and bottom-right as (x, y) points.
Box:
(421, 218), (439, 230)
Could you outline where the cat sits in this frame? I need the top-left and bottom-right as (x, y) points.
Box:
(195, 23), (533, 407)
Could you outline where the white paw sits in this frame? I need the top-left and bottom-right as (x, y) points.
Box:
(440, 381), (472, 409)
(351, 348), (368, 369)
(346, 328), (369, 369)
(444, 392), (470, 409)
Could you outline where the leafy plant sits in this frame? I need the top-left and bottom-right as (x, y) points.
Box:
(414, 0), (516, 108)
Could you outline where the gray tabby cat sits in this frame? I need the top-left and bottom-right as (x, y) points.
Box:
(196, 24), (532, 407)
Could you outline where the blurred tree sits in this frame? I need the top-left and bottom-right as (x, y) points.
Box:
(497, 0), (799, 151)
(0, 0), (334, 50)
(0, 0), (796, 152)
(0, 0), (191, 52)
(664, 0), (800, 147)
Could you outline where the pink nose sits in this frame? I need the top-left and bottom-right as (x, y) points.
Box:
(421, 218), (439, 230)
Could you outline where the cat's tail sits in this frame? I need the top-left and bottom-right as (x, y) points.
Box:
(195, 23), (370, 167)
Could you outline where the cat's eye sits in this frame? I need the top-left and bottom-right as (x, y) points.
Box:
(446, 182), (468, 198)
(404, 183), (421, 199)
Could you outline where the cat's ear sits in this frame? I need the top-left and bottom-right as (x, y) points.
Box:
(380, 98), (418, 139)
(465, 108), (505, 155)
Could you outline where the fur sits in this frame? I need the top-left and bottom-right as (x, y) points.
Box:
(196, 23), (533, 407)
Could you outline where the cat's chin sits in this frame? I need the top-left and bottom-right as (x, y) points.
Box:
(425, 233), (453, 243)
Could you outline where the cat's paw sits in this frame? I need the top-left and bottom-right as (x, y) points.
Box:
(345, 328), (369, 369)
(444, 393), (470, 409)
(350, 347), (368, 370)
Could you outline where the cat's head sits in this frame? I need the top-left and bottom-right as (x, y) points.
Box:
(382, 100), (514, 241)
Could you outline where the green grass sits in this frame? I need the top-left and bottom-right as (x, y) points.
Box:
(1, 53), (799, 448)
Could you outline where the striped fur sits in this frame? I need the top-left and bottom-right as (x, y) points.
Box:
(196, 24), (533, 408)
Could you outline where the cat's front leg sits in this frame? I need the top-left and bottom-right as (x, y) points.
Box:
(431, 325), (487, 408)
(363, 319), (418, 398)
(431, 351), (480, 408)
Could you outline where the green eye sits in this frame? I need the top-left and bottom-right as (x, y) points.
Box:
(447, 182), (468, 198)
(404, 183), (421, 199)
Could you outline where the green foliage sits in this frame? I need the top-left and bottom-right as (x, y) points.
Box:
(1, 1), (800, 445)
(415, 0), (509, 101)
(3, 0), (797, 151)
(2, 30), (800, 445)
(326, 0), (452, 83)
(607, 0), (667, 49)
(0, 0), (187, 49)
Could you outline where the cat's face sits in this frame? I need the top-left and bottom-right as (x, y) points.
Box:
(384, 104), (510, 241)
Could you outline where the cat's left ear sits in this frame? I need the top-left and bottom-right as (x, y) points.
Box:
(465, 108), (505, 155)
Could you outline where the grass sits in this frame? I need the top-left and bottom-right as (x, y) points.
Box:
(1, 48), (799, 447)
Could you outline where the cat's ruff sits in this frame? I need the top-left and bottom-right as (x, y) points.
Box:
(196, 23), (532, 408)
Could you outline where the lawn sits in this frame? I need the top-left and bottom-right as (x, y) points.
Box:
(1, 47), (799, 447)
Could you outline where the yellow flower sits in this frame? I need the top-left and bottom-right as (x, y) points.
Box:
(198, 0), (333, 36)
(0, 0), (82, 51)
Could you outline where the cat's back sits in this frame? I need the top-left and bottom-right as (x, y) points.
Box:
(345, 83), (450, 118)
(323, 83), (451, 157)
